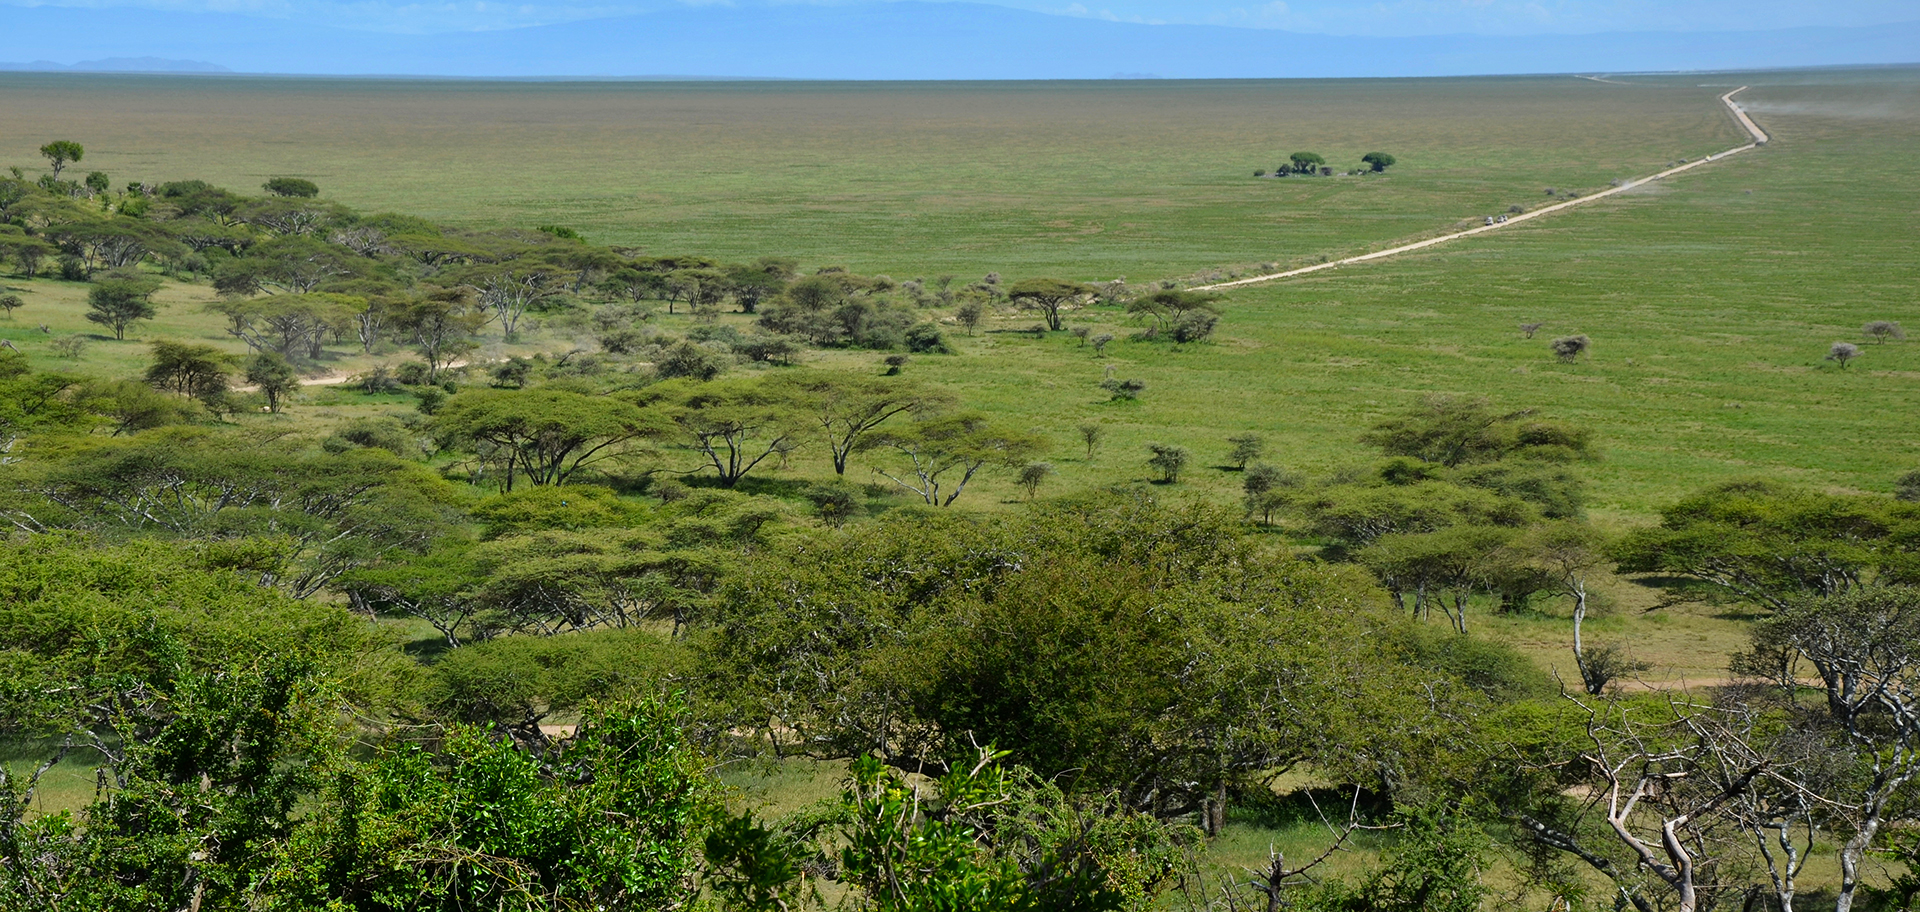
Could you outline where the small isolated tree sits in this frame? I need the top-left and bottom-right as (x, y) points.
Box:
(245, 351), (300, 413)
(657, 341), (729, 381)
(1550, 334), (1591, 363)
(50, 334), (87, 359)
(1100, 377), (1145, 401)
(1227, 432), (1264, 469)
(1289, 151), (1326, 174)
(1077, 421), (1103, 458)
(146, 340), (235, 407)
(904, 323), (949, 353)
(1008, 278), (1093, 332)
(0, 293), (21, 319)
(86, 272), (162, 340)
(1145, 442), (1189, 483)
(1864, 320), (1905, 343)
(83, 171), (110, 196)
(1127, 289), (1221, 335)
(1170, 311), (1220, 343)
(1090, 333), (1114, 355)
(39, 140), (83, 179)
(1520, 322), (1544, 339)
(1016, 461), (1053, 499)
(1361, 152), (1397, 172)
(1242, 462), (1296, 525)
(882, 354), (910, 375)
(262, 177), (319, 198)
(1827, 341), (1861, 369)
(954, 298), (986, 335)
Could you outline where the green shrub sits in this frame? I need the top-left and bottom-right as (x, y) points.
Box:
(904, 322), (951, 353)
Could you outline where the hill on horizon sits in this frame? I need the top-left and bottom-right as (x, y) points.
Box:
(1, 2), (1916, 79)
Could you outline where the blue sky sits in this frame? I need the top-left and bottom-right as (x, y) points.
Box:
(1, 0), (1915, 36)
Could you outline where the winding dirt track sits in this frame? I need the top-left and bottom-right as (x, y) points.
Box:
(1192, 86), (1768, 293)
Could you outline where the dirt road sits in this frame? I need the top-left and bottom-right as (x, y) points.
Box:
(1193, 86), (1767, 293)
(234, 359), (474, 393)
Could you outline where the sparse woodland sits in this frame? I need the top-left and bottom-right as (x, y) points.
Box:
(3, 128), (1920, 912)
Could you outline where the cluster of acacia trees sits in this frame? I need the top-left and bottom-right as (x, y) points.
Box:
(10, 323), (1920, 910)
(4, 153), (1162, 382)
(10, 149), (1920, 911)
(1256, 151), (1395, 177)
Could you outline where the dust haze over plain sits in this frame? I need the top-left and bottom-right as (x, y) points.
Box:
(0, 0), (1915, 79)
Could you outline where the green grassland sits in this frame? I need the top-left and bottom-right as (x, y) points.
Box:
(904, 70), (1920, 519)
(0, 72), (1747, 279)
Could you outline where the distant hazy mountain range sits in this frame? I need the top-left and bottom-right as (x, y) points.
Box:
(1, 2), (1915, 79)
(0, 56), (228, 73)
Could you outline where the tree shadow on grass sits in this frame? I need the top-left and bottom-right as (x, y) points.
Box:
(401, 634), (456, 663)
(684, 473), (814, 500)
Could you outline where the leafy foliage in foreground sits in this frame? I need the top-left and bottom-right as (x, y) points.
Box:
(699, 492), (1539, 825)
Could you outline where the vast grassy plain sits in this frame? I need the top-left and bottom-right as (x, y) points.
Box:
(0, 72), (1747, 278)
(10, 70), (1909, 515)
(3, 68), (1918, 901)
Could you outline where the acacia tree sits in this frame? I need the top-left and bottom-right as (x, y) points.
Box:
(337, 544), (485, 648)
(1357, 525), (1516, 634)
(1612, 480), (1907, 612)
(1863, 321), (1904, 343)
(433, 388), (660, 490)
(465, 529), (727, 640)
(1227, 432), (1264, 469)
(699, 496), (1450, 826)
(1498, 521), (1613, 692)
(394, 288), (487, 380)
(860, 412), (1045, 506)
(85, 273), (162, 340)
(1008, 278), (1093, 332)
(212, 236), (355, 296)
(462, 260), (564, 336)
(1361, 152), (1397, 172)
(1742, 587), (1920, 912)
(212, 293), (354, 361)
(245, 352), (300, 413)
(261, 177), (319, 198)
(770, 372), (953, 476)
(1552, 335), (1592, 362)
(145, 341), (235, 408)
(1517, 694), (1770, 912)
(1361, 395), (1593, 468)
(39, 140), (82, 179)
(1289, 151), (1326, 174)
(652, 378), (804, 488)
(13, 433), (461, 597)
(1126, 289), (1221, 334)
(1145, 442), (1189, 483)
